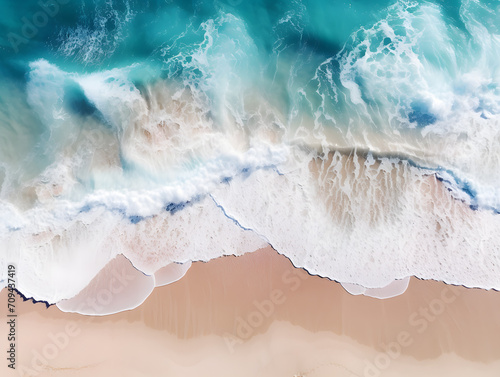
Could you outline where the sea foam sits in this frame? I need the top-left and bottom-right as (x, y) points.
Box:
(1, 0), (500, 309)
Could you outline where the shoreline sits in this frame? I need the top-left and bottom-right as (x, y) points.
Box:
(2, 246), (500, 376)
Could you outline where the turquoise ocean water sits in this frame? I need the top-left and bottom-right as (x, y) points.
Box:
(0, 0), (499, 307)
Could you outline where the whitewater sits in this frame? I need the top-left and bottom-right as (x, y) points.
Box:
(0, 0), (499, 312)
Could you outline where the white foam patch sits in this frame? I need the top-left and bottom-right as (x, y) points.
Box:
(2, 210), (122, 304)
(0, 193), (267, 303)
(211, 151), (500, 291)
(3, 0), (500, 308)
(57, 1), (135, 64)
(307, 0), (500, 210)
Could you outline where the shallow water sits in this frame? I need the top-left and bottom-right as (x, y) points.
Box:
(0, 0), (499, 307)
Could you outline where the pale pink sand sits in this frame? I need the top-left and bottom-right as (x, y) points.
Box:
(2, 246), (500, 377)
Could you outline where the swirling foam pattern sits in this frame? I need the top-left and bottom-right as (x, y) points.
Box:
(0, 0), (499, 308)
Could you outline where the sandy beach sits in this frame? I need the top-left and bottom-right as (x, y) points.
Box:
(2, 1), (500, 377)
(2, 246), (500, 377)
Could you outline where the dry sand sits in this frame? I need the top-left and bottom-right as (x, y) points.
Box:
(2, 246), (500, 377)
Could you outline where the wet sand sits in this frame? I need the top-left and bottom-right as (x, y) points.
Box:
(2, 246), (500, 377)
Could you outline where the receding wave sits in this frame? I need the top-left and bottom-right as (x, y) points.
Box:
(0, 0), (499, 311)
